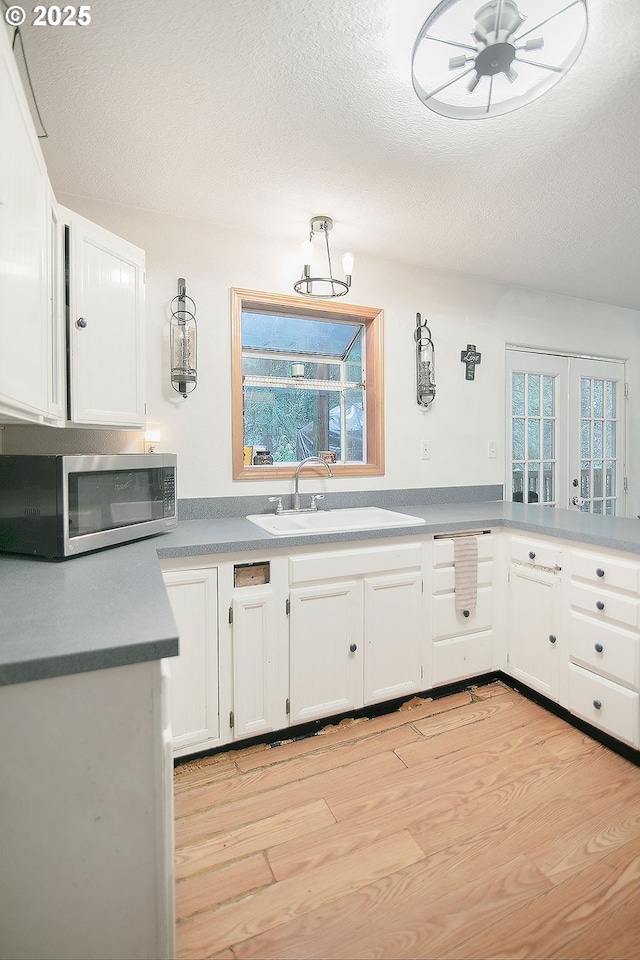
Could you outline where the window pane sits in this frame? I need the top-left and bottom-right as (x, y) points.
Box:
(580, 420), (590, 458)
(344, 390), (364, 462)
(243, 356), (344, 381)
(592, 379), (603, 417)
(605, 460), (616, 496)
(542, 462), (554, 503)
(580, 461), (590, 498)
(605, 499), (615, 516)
(528, 419), (540, 460)
(592, 500), (603, 515)
(542, 376), (554, 416)
(605, 380), (616, 419)
(593, 461), (603, 497)
(242, 311), (360, 357)
(593, 420), (603, 458)
(527, 462), (540, 502)
(605, 421), (616, 458)
(512, 373), (525, 415)
(512, 419), (525, 461)
(527, 375), (540, 416)
(580, 378), (591, 416)
(512, 467), (524, 500)
(543, 419), (554, 459)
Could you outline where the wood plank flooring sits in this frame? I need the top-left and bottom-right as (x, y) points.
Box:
(173, 682), (640, 959)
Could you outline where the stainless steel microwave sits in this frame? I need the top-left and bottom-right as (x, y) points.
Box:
(0, 454), (177, 559)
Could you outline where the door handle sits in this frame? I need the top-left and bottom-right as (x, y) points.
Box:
(571, 496), (586, 507)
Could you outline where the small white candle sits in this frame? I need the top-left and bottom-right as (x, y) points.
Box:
(291, 362), (305, 378)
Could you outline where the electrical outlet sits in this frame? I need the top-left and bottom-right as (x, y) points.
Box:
(420, 441), (431, 460)
(488, 440), (497, 459)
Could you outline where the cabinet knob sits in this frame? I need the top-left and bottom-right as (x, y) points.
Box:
(593, 699), (602, 710)
(596, 601), (605, 611)
(595, 643), (604, 653)
(349, 643), (357, 653)
(596, 568), (605, 578)
(76, 317), (87, 329)
(548, 635), (557, 644)
(528, 551), (536, 560)
(463, 609), (470, 618)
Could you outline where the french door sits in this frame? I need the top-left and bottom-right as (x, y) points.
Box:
(506, 350), (626, 515)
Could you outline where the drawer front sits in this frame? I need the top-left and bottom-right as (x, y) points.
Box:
(511, 536), (562, 570)
(568, 663), (639, 747)
(571, 549), (640, 594)
(289, 542), (422, 584)
(569, 612), (640, 688)
(432, 632), (493, 687)
(432, 561), (493, 595)
(570, 582), (639, 630)
(432, 587), (492, 641)
(432, 534), (493, 568)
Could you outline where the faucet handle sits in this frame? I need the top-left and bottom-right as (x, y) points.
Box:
(310, 494), (324, 512)
(268, 496), (283, 514)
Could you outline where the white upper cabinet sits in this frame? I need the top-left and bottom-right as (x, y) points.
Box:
(62, 206), (146, 428)
(0, 25), (55, 423)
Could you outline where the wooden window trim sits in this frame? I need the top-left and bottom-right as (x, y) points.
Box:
(231, 288), (384, 480)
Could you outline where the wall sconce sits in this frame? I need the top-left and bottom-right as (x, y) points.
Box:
(144, 423), (161, 453)
(415, 312), (436, 408)
(170, 278), (198, 398)
(294, 216), (354, 298)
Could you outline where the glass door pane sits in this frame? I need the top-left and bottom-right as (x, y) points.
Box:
(506, 352), (566, 506)
(569, 358), (624, 516)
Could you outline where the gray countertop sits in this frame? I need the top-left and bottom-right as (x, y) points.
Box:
(1, 501), (639, 688)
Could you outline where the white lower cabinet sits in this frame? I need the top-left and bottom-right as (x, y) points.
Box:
(431, 534), (495, 686)
(568, 663), (639, 747)
(508, 561), (561, 701)
(162, 566), (220, 756)
(363, 571), (423, 705)
(566, 545), (640, 747)
(231, 590), (286, 738)
(289, 579), (363, 724)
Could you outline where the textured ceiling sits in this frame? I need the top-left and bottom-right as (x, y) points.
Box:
(15, 0), (640, 310)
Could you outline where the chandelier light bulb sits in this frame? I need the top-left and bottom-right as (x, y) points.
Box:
(300, 239), (313, 269)
(342, 252), (354, 276)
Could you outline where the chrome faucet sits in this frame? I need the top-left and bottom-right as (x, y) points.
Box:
(293, 456), (333, 511)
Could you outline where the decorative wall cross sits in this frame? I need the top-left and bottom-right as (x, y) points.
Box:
(461, 344), (482, 380)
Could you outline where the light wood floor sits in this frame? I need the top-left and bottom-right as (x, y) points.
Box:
(173, 682), (640, 959)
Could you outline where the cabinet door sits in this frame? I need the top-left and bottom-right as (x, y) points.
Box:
(64, 207), (145, 427)
(163, 568), (219, 754)
(508, 564), (561, 700)
(363, 572), (423, 705)
(232, 592), (282, 738)
(0, 28), (50, 422)
(289, 581), (362, 724)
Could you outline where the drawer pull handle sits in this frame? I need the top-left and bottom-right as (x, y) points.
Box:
(596, 568), (605, 578)
(596, 601), (605, 611)
(528, 551), (536, 560)
(349, 643), (357, 653)
(593, 699), (602, 710)
(595, 643), (604, 653)
(548, 635), (557, 644)
(463, 609), (470, 618)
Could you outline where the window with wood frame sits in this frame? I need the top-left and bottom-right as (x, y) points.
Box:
(231, 289), (384, 479)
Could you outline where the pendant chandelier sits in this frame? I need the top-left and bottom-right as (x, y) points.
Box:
(294, 216), (354, 298)
(411, 0), (588, 119)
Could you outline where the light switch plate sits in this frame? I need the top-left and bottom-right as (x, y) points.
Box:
(420, 441), (431, 460)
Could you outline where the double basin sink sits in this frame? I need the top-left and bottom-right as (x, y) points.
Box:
(246, 506), (426, 536)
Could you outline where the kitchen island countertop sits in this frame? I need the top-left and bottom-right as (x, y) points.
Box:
(1, 500), (639, 687)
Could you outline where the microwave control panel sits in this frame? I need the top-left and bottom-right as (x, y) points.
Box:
(163, 469), (176, 518)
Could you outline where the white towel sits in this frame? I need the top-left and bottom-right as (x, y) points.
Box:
(453, 536), (478, 614)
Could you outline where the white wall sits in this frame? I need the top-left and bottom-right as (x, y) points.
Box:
(4, 195), (640, 516)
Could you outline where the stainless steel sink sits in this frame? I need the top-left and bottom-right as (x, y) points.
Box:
(245, 506), (426, 536)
